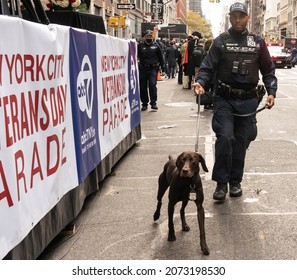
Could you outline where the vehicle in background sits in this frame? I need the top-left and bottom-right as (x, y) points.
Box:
(267, 42), (292, 69)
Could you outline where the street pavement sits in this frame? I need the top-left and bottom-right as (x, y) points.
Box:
(39, 69), (297, 260)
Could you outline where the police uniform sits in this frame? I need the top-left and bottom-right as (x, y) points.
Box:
(138, 31), (165, 110)
(195, 6), (277, 200)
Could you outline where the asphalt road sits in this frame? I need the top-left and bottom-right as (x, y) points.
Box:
(39, 67), (297, 260)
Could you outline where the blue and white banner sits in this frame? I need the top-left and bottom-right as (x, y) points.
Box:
(69, 29), (101, 183)
(128, 41), (141, 130)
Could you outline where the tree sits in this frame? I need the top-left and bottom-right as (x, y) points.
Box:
(187, 10), (213, 39)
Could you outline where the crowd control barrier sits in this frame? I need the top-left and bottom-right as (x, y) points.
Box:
(0, 15), (141, 259)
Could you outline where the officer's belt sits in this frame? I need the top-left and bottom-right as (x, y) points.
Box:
(217, 81), (258, 100)
(139, 63), (159, 69)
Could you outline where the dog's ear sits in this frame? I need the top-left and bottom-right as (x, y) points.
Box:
(198, 154), (208, 172)
(176, 152), (185, 171)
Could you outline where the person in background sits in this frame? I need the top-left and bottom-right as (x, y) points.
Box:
(177, 41), (183, 84)
(192, 2), (277, 202)
(138, 30), (166, 111)
(202, 38), (214, 110)
(183, 31), (202, 89)
(166, 40), (179, 78)
(180, 36), (190, 88)
(291, 47), (297, 67)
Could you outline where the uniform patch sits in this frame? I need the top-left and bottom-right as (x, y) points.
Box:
(247, 36), (256, 47)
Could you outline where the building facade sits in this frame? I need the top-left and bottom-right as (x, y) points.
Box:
(91, 0), (186, 38)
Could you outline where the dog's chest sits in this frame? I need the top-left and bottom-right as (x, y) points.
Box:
(169, 179), (196, 202)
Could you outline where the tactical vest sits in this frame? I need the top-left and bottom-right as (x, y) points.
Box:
(217, 31), (261, 87)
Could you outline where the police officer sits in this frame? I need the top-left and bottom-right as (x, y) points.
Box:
(193, 2), (277, 201)
(138, 30), (165, 111)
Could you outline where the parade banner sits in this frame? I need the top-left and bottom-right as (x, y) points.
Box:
(128, 41), (141, 130)
(69, 29), (101, 183)
(0, 16), (140, 260)
(96, 35), (132, 160)
(0, 17), (78, 259)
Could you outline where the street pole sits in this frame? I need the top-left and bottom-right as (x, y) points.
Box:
(155, 0), (158, 39)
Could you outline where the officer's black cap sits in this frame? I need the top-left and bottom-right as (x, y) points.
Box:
(144, 30), (153, 36)
(229, 2), (248, 15)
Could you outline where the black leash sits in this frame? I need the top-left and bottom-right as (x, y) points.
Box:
(195, 92), (266, 152)
(195, 94), (201, 152)
(230, 105), (266, 117)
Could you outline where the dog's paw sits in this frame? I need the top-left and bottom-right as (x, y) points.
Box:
(201, 244), (210, 255)
(182, 224), (190, 232)
(167, 232), (176, 242)
(153, 211), (160, 221)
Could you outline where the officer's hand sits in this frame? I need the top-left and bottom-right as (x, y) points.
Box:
(192, 82), (205, 95)
(265, 95), (275, 109)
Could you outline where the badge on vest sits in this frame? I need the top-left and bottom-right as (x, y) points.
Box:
(247, 36), (256, 47)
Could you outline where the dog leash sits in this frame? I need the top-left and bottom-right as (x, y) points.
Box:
(230, 105), (266, 117)
(195, 94), (201, 152)
(195, 92), (267, 150)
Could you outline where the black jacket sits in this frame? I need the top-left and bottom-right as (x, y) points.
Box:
(138, 41), (165, 71)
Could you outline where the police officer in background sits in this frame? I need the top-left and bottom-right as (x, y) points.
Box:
(193, 2), (277, 202)
(138, 30), (166, 111)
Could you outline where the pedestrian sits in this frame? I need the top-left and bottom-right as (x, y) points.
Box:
(201, 38), (214, 110)
(183, 31), (203, 89)
(177, 41), (183, 84)
(291, 47), (297, 67)
(138, 30), (166, 111)
(180, 37), (190, 88)
(192, 2), (277, 201)
(165, 40), (178, 78)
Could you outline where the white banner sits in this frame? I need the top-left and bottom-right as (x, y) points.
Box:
(0, 17), (78, 259)
(96, 35), (131, 160)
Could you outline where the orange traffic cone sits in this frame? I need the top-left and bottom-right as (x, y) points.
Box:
(157, 70), (163, 81)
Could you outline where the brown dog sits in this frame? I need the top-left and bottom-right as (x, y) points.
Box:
(153, 151), (209, 255)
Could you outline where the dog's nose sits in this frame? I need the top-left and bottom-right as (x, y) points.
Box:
(182, 163), (190, 171)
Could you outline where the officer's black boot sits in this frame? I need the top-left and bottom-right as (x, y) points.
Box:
(229, 183), (242, 197)
(213, 183), (227, 201)
(141, 104), (148, 111)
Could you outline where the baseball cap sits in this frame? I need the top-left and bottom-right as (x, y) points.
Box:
(229, 2), (248, 15)
(144, 30), (153, 36)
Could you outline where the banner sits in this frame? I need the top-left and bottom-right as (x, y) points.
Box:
(96, 35), (132, 160)
(0, 17), (78, 259)
(128, 41), (141, 130)
(0, 16), (140, 260)
(69, 29), (101, 183)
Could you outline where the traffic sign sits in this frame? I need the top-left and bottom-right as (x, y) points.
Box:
(117, 3), (135, 9)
